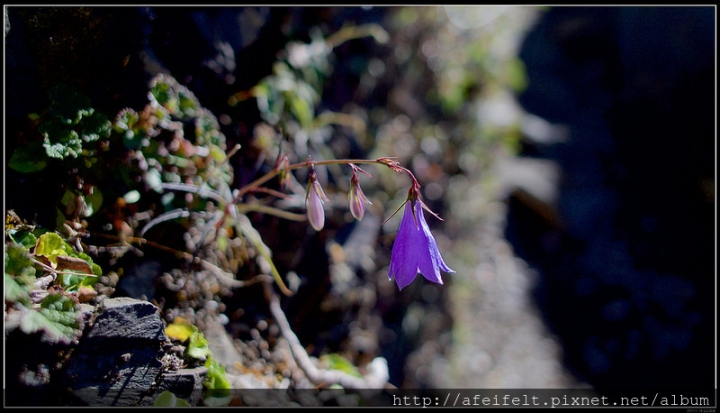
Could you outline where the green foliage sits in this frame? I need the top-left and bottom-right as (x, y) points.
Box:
(165, 319), (211, 361)
(165, 319), (231, 406)
(34, 232), (102, 290)
(320, 353), (362, 378)
(149, 73), (201, 121)
(35, 232), (71, 262)
(8, 141), (47, 173)
(4, 241), (37, 280)
(5, 211), (101, 345)
(153, 391), (191, 407)
(203, 356), (232, 406)
(9, 83), (111, 173)
(22, 293), (82, 343)
(229, 24), (386, 148)
(186, 332), (211, 361)
(5, 288), (83, 346)
(113, 73), (233, 213)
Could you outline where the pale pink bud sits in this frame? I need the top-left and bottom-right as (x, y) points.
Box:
(348, 171), (371, 221)
(306, 171), (328, 231)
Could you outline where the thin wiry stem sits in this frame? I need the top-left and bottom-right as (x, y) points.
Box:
(231, 157), (417, 205)
(262, 278), (389, 390)
(161, 182), (227, 205)
(90, 233), (248, 288)
(236, 203), (307, 222)
(234, 213), (293, 296)
(140, 208), (191, 237)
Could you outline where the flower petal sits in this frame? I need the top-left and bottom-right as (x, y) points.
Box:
(306, 185), (325, 231)
(388, 200), (454, 290)
(414, 201), (453, 283)
(388, 202), (420, 289)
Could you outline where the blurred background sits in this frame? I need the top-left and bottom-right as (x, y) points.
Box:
(5, 5), (715, 394)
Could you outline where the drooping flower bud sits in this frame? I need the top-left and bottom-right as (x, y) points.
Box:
(305, 170), (328, 231)
(348, 166), (372, 221)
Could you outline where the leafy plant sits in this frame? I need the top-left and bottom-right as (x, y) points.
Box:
(202, 356), (232, 407)
(165, 318), (211, 361)
(153, 390), (191, 407)
(165, 318), (231, 406)
(319, 353), (362, 378)
(9, 83), (112, 173)
(112, 73), (234, 215)
(4, 211), (101, 345)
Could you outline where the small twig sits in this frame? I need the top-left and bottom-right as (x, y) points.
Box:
(139, 208), (191, 237)
(236, 203), (307, 222)
(91, 233), (248, 289)
(160, 182), (227, 205)
(262, 278), (389, 390)
(235, 213), (293, 296)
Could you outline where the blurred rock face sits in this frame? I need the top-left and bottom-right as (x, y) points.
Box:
(509, 6), (714, 389)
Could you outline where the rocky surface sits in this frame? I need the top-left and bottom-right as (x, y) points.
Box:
(5, 297), (205, 406)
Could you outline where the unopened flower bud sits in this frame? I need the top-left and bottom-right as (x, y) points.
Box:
(349, 171), (371, 221)
(306, 171), (328, 231)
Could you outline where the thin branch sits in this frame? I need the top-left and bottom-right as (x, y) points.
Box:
(262, 279), (389, 390)
(235, 213), (293, 296)
(140, 208), (191, 237)
(236, 203), (307, 222)
(161, 182), (227, 205)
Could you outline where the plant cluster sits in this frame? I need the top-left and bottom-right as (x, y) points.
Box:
(5, 210), (101, 345)
(5, 17), (458, 405)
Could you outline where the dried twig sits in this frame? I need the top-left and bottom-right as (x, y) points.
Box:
(262, 278), (389, 391)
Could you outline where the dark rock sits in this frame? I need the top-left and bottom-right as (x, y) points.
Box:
(155, 367), (207, 406)
(7, 297), (199, 407)
(87, 297), (167, 341)
(63, 297), (169, 406)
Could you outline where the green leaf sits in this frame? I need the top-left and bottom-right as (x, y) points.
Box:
(43, 129), (82, 159)
(47, 83), (93, 124)
(204, 357), (231, 390)
(203, 357), (231, 406)
(85, 188), (103, 217)
(9, 230), (38, 251)
(35, 232), (69, 264)
(81, 111), (112, 141)
(154, 391), (191, 407)
(289, 94), (314, 129)
(320, 353), (362, 378)
(166, 320), (211, 360)
(4, 272), (31, 303)
(4, 242), (36, 277)
(8, 143), (48, 172)
(505, 57), (528, 92)
(19, 293), (81, 344)
(60, 189), (76, 208)
(187, 329), (211, 360)
(166, 320), (196, 342)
